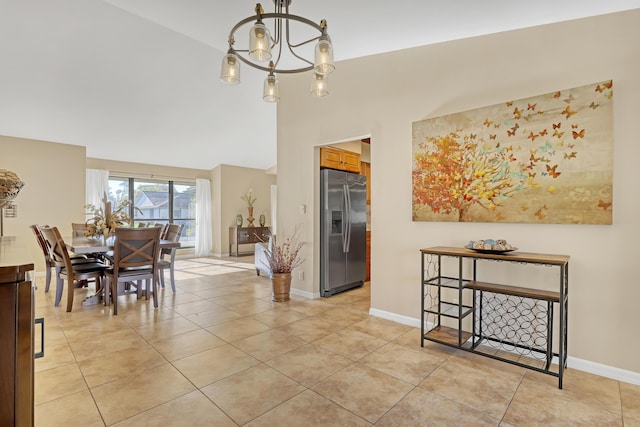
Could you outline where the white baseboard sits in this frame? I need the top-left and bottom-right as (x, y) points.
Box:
(567, 356), (640, 386)
(369, 308), (640, 386)
(369, 308), (422, 328)
(290, 288), (316, 299)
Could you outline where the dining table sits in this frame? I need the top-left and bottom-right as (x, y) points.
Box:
(66, 235), (181, 307)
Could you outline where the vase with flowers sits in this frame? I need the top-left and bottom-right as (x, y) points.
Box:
(261, 230), (304, 301)
(241, 188), (257, 227)
(84, 194), (137, 243)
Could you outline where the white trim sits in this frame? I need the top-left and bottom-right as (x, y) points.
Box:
(290, 287), (316, 299)
(369, 308), (640, 386)
(369, 308), (422, 328)
(567, 356), (640, 386)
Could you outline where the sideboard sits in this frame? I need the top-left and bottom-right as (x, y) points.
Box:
(420, 246), (569, 388)
(229, 226), (271, 257)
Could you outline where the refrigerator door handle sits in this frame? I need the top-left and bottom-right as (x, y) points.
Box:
(344, 183), (351, 252)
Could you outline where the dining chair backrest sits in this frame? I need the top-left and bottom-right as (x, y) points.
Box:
(106, 227), (161, 314)
(40, 226), (75, 273)
(112, 226), (161, 272)
(157, 223), (184, 293)
(30, 224), (53, 267)
(72, 222), (87, 238)
(30, 224), (54, 291)
(163, 223), (184, 243)
(40, 225), (109, 311)
(154, 223), (168, 238)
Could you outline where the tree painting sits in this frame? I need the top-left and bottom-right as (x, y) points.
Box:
(412, 80), (613, 224)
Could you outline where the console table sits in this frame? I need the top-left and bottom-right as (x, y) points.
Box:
(229, 226), (271, 257)
(420, 246), (569, 388)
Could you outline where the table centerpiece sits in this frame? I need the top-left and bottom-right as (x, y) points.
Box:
(84, 194), (136, 243)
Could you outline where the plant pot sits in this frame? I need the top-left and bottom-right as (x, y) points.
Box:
(271, 273), (291, 302)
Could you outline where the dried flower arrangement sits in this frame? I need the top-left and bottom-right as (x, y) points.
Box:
(84, 194), (138, 238)
(263, 231), (304, 274)
(241, 188), (257, 207)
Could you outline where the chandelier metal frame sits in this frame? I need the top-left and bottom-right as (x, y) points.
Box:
(226, 3), (327, 74)
(220, 1), (334, 101)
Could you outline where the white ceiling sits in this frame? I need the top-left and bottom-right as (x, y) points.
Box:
(1, 0), (639, 170)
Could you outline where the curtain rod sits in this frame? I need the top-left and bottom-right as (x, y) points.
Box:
(107, 170), (207, 182)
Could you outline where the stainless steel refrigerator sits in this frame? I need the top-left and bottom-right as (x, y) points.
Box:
(320, 169), (367, 297)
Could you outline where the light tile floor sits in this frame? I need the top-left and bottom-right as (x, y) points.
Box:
(34, 257), (640, 426)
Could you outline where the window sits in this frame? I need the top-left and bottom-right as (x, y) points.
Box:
(108, 177), (196, 248)
(133, 180), (169, 221)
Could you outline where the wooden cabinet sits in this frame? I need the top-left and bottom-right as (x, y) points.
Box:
(229, 226), (271, 256)
(366, 231), (371, 281)
(1, 237), (36, 427)
(320, 147), (361, 173)
(361, 161), (371, 204)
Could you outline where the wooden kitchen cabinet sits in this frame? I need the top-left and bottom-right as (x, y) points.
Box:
(366, 231), (371, 281)
(320, 147), (361, 173)
(361, 161), (371, 204)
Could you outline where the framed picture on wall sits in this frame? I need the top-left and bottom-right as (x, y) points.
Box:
(412, 80), (613, 224)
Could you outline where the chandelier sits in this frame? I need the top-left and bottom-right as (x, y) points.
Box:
(219, 1), (335, 102)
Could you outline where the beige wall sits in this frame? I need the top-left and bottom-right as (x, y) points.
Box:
(276, 10), (640, 378)
(1, 135), (86, 271)
(211, 166), (222, 254)
(211, 164), (276, 255)
(86, 158), (211, 181)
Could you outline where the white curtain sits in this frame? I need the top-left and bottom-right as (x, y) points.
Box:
(270, 184), (277, 236)
(86, 169), (109, 207)
(195, 178), (213, 257)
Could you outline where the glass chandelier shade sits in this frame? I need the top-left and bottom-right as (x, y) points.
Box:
(263, 72), (280, 102)
(310, 73), (328, 97)
(219, 52), (240, 84)
(314, 35), (335, 75)
(248, 22), (272, 62)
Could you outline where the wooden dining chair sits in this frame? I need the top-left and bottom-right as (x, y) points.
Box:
(154, 223), (168, 238)
(30, 224), (96, 293)
(157, 223), (183, 292)
(39, 226), (110, 312)
(71, 222), (87, 237)
(30, 223), (61, 293)
(104, 226), (161, 315)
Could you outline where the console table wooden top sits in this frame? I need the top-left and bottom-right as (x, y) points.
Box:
(420, 246), (570, 266)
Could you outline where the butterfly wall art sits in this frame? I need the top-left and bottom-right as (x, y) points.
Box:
(412, 80), (613, 224)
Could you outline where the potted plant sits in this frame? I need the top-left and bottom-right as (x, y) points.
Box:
(262, 231), (304, 302)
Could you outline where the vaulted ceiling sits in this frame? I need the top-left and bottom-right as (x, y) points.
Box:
(1, 1), (638, 170)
